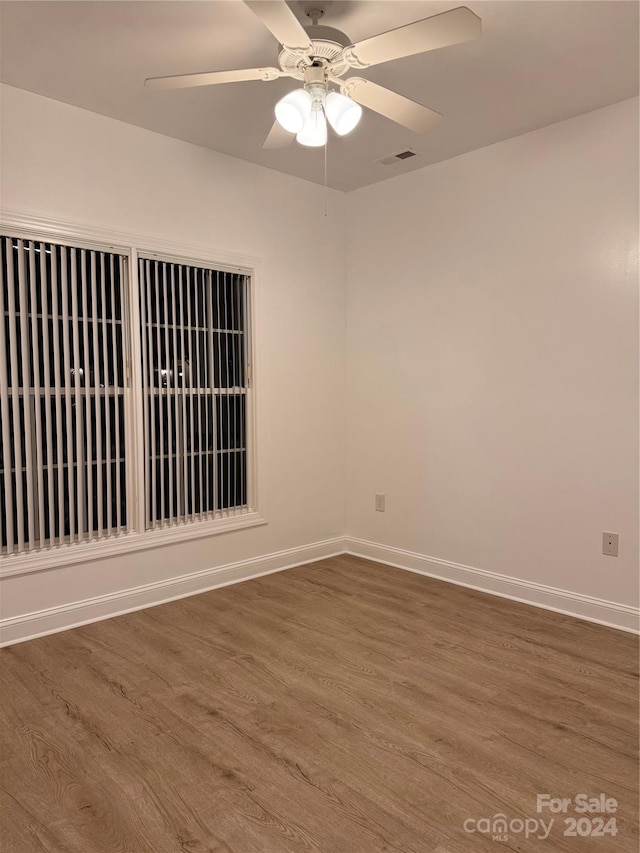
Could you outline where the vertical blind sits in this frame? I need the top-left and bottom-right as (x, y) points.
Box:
(138, 257), (249, 530)
(0, 236), (128, 555)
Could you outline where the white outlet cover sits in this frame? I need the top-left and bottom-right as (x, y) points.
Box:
(602, 532), (619, 557)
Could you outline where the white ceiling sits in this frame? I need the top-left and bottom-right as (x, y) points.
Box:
(1, 1), (638, 191)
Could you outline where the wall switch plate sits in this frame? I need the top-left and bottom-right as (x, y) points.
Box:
(375, 493), (385, 512)
(602, 532), (619, 557)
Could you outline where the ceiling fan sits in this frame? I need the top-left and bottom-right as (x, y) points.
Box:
(145, 1), (481, 148)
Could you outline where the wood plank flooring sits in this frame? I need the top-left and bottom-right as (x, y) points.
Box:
(0, 555), (638, 852)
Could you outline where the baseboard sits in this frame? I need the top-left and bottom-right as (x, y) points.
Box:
(3, 535), (637, 646)
(345, 537), (640, 634)
(0, 537), (345, 647)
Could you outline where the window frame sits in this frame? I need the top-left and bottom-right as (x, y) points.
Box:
(0, 212), (264, 579)
(0, 233), (132, 551)
(135, 248), (255, 531)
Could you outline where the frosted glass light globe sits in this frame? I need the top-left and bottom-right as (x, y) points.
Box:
(325, 92), (362, 136)
(296, 109), (327, 147)
(275, 89), (312, 134)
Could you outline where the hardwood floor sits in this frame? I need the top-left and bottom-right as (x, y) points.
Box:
(1, 555), (638, 852)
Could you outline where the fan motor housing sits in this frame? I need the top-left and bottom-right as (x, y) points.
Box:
(305, 24), (350, 47)
(278, 25), (351, 80)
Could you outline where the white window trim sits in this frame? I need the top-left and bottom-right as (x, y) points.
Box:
(0, 209), (266, 578)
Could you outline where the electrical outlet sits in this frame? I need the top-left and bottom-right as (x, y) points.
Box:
(375, 493), (385, 512)
(602, 532), (618, 557)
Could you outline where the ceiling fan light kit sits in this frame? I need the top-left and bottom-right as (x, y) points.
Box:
(145, 1), (482, 151)
(274, 63), (364, 143)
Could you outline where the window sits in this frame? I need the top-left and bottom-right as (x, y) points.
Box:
(0, 231), (255, 560)
(138, 256), (249, 528)
(0, 236), (128, 555)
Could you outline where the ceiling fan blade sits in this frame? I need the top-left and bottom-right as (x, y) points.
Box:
(243, 0), (313, 52)
(342, 78), (441, 134)
(344, 6), (481, 68)
(145, 67), (282, 90)
(263, 120), (295, 149)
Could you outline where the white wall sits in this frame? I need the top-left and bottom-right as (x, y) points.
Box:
(0, 84), (347, 623)
(346, 97), (639, 607)
(1, 85), (637, 638)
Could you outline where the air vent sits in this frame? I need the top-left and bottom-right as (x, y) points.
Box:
(376, 149), (419, 166)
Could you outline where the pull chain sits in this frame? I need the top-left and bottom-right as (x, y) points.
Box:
(323, 107), (328, 217)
